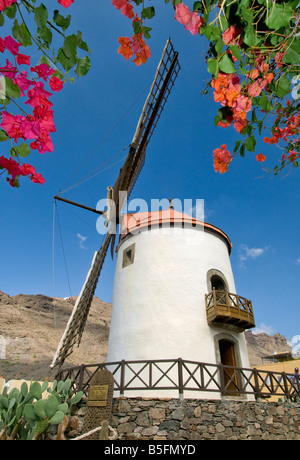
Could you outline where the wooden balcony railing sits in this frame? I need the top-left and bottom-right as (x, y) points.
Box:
(206, 289), (255, 330)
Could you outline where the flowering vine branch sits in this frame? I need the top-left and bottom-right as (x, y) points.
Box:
(0, 0), (90, 187)
(112, 0), (300, 176)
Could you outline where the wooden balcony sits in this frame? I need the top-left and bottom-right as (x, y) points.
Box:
(206, 290), (255, 331)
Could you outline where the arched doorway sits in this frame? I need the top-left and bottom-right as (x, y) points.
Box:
(211, 274), (226, 292)
(219, 339), (240, 395)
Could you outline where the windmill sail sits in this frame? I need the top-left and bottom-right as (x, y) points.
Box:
(51, 39), (180, 370)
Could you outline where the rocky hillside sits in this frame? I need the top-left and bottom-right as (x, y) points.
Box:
(0, 291), (291, 382)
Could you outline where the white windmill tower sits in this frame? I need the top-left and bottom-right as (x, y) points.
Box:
(107, 207), (255, 398)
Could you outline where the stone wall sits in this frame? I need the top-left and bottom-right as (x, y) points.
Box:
(73, 397), (300, 441)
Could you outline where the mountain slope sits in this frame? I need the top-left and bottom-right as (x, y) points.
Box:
(0, 291), (291, 381)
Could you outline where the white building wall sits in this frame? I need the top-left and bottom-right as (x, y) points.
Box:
(107, 224), (251, 399)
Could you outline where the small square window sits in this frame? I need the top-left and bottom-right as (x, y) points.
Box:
(122, 243), (135, 268)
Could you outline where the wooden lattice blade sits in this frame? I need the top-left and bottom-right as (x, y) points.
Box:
(51, 232), (112, 369)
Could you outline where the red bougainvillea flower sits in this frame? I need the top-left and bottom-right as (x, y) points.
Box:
(175, 2), (204, 35)
(213, 144), (232, 174)
(58, 0), (74, 7)
(256, 153), (266, 162)
(49, 75), (64, 92)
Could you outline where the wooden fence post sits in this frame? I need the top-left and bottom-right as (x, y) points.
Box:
(178, 358), (184, 399)
(120, 360), (126, 397)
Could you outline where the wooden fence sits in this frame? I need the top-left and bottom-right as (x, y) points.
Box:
(55, 358), (300, 401)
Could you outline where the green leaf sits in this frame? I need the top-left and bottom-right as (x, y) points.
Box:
(34, 4), (48, 29)
(215, 39), (224, 56)
(63, 34), (77, 58)
(219, 15), (228, 32)
(76, 31), (89, 52)
(259, 95), (274, 112)
(234, 140), (241, 154)
(243, 25), (256, 46)
(219, 53), (235, 73)
(283, 39), (300, 65)
(53, 10), (71, 32)
(15, 143), (31, 158)
(276, 76), (291, 97)
(207, 57), (219, 75)
(229, 45), (242, 62)
(56, 48), (77, 71)
(143, 26), (152, 39)
(265, 4), (292, 30)
(141, 6), (155, 20)
(37, 26), (53, 44)
(5, 77), (20, 99)
(3, 3), (16, 19)
(75, 55), (91, 77)
(245, 135), (256, 152)
(12, 19), (32, 47)
(0, 129), (9, 142)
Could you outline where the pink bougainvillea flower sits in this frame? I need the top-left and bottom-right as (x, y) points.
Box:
(4, 35), (22, 55)
(0, 37), (5, 53)
(222, 25), (243, 46)
(25, 81), (53, 108)
(0, 59), (17, 78)
(15, 71), (34, 96)
(213, 144), (232, 174)
(49, 75), (64, 92)
(274, 51), (287, 69)
(30, 131), (54, 154)
(132, 34), (151, 66)
(58, 0), (74, 7)
(30, 63), (55, 81)
(1, 112), (23, 141)
(175, 2), (203, 36)
(0, 155), (45, 186)
(112, 0), (134, 18)
(30, 172), (46, 184)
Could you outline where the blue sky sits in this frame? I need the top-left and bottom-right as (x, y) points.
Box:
(1, 1), (300, 346)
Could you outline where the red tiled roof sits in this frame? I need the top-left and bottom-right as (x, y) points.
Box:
(119, 209), (232, 253)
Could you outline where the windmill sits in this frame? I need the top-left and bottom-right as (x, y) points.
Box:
(51, 39), (180, 370)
